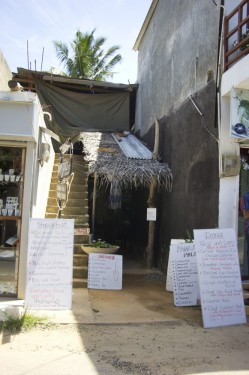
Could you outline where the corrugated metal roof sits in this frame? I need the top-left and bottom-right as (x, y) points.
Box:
(80, 132), (172, 191)
(112, 133), (152, 159)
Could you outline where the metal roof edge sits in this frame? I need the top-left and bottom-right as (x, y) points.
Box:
(15, 68), (139, 91)
(42, 75), (138, 91)
(133, 0), (159, 52)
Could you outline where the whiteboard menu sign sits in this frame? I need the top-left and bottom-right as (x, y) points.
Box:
(171, 243), (200, 306)
(166, 239), (185, 292)
(194, 228), (247, 328)
(88, 253), (122, 290)
(25, 219), (74, 310)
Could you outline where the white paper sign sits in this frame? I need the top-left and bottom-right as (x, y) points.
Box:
(25, 219), (74, 310)
(194, 228), (247, 328)
(147, 208), (157, 221)
(171, 243), (200, 306)
(166, 239), (185, 292)
(88, 253), (122, 290)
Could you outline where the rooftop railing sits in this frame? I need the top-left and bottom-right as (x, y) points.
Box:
(224, 0), (249, 71)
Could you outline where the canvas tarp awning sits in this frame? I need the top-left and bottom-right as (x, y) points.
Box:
(35, 80), (130, 140)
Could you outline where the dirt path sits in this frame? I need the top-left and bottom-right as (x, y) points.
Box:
(1, 320), (249, 375)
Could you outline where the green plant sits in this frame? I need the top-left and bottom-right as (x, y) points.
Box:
(0, 310), (50, 333)
(87, 240), (116, 248)
(185, 230), (194, 243)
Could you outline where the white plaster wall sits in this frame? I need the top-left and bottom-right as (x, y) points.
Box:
(0, 95), (55, 298)
(219, 95), (240, 233)
(0, 49), (12, 90)
(18, 141), (35, 298)
(31, 134), (55, 218)
(219, 50), (249, 235)
(0, 92), (38, 141)
(29, 96), (55, 218)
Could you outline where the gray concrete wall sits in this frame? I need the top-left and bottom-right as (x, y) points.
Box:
(0, 49), (12, 90)
(135, 0), (221, 134)
(134, 0), (221, 271)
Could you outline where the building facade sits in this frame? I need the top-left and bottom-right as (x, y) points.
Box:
(134, 0), (249, 274)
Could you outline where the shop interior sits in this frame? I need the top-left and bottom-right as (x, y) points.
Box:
(0, 146), (24, 296)
(239, 147), (249, 278)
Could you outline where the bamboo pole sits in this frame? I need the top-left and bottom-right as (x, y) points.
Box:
(92, 173), (98, 239)
(146, 118), (159, 268)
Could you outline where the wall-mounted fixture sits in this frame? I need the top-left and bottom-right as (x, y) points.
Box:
(221, 154), (240, 177)
(39, 142), (50, 166)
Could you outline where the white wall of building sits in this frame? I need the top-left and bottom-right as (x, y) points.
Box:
(0, 49), (12, 91)
(219, 54), (249, 234)
(0, 91), (55, 298)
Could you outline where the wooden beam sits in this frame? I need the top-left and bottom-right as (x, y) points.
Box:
(146, 118), (159, 268)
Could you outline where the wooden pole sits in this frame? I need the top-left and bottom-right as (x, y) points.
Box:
(92, 173), (98, 239)
(146, 118), (159, 268)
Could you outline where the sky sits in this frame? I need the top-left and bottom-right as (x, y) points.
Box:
(0, 0), (152, 84)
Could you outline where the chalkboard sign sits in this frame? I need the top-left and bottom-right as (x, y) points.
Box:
(88, 253), (122, 290)
(194, 228), (247, 328)
(166, 239), (185, 292)
(171, 243), (200, 306)
(25, 219), (74, 310)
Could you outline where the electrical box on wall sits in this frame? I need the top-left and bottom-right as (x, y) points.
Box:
(221, 154), (241, 177)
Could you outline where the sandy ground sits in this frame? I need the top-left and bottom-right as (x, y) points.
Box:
(1, 320), (249, 375)
(0, 275), (249, 375)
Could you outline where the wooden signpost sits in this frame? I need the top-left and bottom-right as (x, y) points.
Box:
(194, 228), (246, 328)
(88, 253), (123, 290)
(25, 218), (74, 310)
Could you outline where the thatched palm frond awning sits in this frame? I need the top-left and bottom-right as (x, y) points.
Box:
(78, 132), (173, 191)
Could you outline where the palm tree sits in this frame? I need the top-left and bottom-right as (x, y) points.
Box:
(53, 29), (122, 81)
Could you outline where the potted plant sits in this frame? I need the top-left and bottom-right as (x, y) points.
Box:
(81, 239), (120, 254)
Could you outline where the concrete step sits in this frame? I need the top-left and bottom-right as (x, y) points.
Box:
(74, 223), (90, 228)
(49, 182), (88, 192)
(74, 234), (90, 244)
(47, 153), (90, 289)
(46, 205), (89, 215)
(45, 213), (89, 224)
(53, 157), (88, 165)
(54, 153), (85, 161)
(74, 243), (88, 254)
(52, 171), (88, 181)
(51, 174), (88, 183)
(48, 190), (88, 200)
(73, 265), (88, 279)
(47, 197), (88, 207)
(73, 254), (88, 266)
(73, 278), (88, 288)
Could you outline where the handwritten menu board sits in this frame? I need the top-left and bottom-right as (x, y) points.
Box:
(25, 219), (74, 310)
(166, 239), (185, 292)
(194, 228), (246, 328)
(171, 243), (200, 306)
(88, 253), (122, 290)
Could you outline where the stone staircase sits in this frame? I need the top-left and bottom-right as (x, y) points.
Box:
(45, 153), (90, 288)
